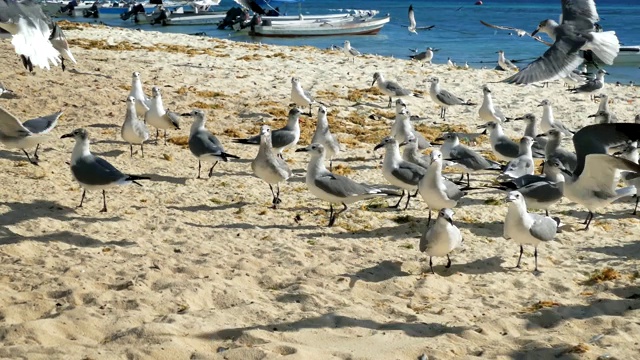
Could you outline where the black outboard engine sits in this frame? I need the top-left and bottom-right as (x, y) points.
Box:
(150, 9), (170, 26)
(83, 2), (100, 18)
(218, 7), (246, 30)
(120, 4), (146, 21)
(249, 14), (263, 34)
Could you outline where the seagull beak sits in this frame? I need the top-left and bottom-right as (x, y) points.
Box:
(535, 133), (548, 138)
(505, 194), (517, 203)
(181, 112), (193, 116)
(60, 133), (73, 139)
(399, 141), (408, 147)
(373, 143), (384, 151)
(476, 123), (488, 129)
(587, 113), (596, 118)
(371, 79), (376, 87)
(434, 136), (445, 142)
(531, 29), (539, 37)
(536, 102), (544, 107)
(295, 147), (310, 153)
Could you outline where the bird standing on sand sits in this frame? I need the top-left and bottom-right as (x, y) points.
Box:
(311, 105), (340, 170)
(428, 77), (475, 120)
(61, 128), (151, 212)
(48, 22), (76, 71)
(420, 208), (463, 275)
(538, 99), (574, 136)
(234, 108), (301, 158)
(291, 77), (317, 116)
(497, 50), (518, 71)
(252, 125), (292, 209)
(342, 40), (361, 63)
(479, 85), (507, 122)
(0, 106), (62, 165)
(504, 191), (560, 272)
(409, 47), (434, 66)
(184, 109), (239, 178)
(419, 150), (468, 225)
(129, 71), (151, 118)
(145, 86), (181, 145)
(372, 72), (418, 108)
(121, 96), (149, 158)
(568, 69), (607, 101)
(437, 132), (501, 188)
(375, 136), (426, 210)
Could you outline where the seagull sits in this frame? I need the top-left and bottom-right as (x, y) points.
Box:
(587, 109), (614, 124)
(371, 72), (417, 108)
(479, 20), (554, 46)
(251, 125), (292, 209)
(395, 98), (408, 115)
(121, 96), (149, 158)
(390, 108), (430, 149)
(409, 47), (434, 66)
(184, 109), (239, 178)
(48, 22), (76, 71)
(0, 82), (16, 98)
(342, 40), (361, 63)
(291, 77), (316, 116)
(0, 0), (60, 71)
(613, 143), (640, 214)
(129, 71), (151, 118)
(502, 136), (535, 179)
(408, 5), (417, 34)
(559, 123), (640, 229)
(296, 143), (390, 227)
(568, 69), (607, 101)
(446, 57), (454, 68)
(479, 84), (507, 122)
(538, 128), (578, 172)
(436, 132), (502, 188)
(0, 106), (62, 165)
(537, 99), (575, 136)
(60, 128), (151, 212)
(311, 106), (340, 170)
(508, 113), (547, 157)
(504, 190), (560, 272)
(419, 150), (468, 225)
(234, 108), (301, 158)
(374, 136), (426, 210)
(399, 134), (432, 170)
(428, 77), (475, 120)
(420, 208), (463, 275)
(479, 121), (542, 161)
(496, 50), (519, 71)
(144, 86), (181, 145)
(593, 93), (618, 122)
(502, 1), (619, 85)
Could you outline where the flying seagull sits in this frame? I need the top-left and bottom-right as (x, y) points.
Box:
(408, 5), (417, 34)
(502, 0), (619, 85)
(479, 20), (553, 46)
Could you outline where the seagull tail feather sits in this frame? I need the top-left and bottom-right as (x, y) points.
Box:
(588, 31), (619, 65)
(221, 152), (240, 161)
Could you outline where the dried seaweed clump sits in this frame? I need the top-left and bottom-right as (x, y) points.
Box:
(168, 136), (189, 146)
(523, 300), (560, 313)
(583, 268), (620, 285)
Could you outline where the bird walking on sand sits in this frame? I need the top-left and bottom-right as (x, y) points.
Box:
(184, 109), (239, 178)
(0, 106), (62, 165)
(420, 208), (463, 275)
(311, 105), (340, 170)
(145, 86), (181, 145)
(372, 72), (418, 108)
(252, 125), (292, 208)
(437, 132), (501, 188)
(60, 128), (151, 212)
(504, 191), (560, 272)
(234, 108), (301, 158)
(375, 136), (426, 210)
(428, 77), (475, 120)
(296, 143), (390, 227)
(121, 96), (150, 157)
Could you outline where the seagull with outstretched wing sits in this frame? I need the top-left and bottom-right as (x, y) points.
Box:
(408, 5), (417, 34)
(480, 20), (553, 46)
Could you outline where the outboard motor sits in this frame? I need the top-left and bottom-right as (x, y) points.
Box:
(151, 9), (170, 26)
(218, 7), (246, 30)
(249, 14), (263, 34)
(120, 3), (146, 21)
(83, 2), (100, 18)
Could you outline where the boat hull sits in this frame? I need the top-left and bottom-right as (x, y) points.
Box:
(249, 15), (390, 37)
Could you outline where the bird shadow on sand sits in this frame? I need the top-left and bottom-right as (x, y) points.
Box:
(582, 240), (640, 260)
(87, 123), (120, 130)
(0, 150), (29, 163)
(185, 221), (318, 231)
(168, 202), (249, 213)
(195, 313), (468, 341)
(455, 219), (503, 238)
(68, 68), (113, 79)
(0, 200), (129, 247)
(430, 255), (506, 276)
(141, 173), (189, 185)
(341, 260), (411, 288)
(238, 111), (274, 119)
(93, 149), (126, 158)
(93, 139), (128, 146)
(351, 101), (389, 109)
(507, 341), (587, 360)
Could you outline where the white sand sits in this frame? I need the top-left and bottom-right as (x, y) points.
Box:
(0, 22), (639, 360)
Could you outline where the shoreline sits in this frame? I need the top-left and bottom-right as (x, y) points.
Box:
(1, 23), (639, 359)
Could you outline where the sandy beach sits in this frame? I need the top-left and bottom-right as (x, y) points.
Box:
(1, 22), (639, 360)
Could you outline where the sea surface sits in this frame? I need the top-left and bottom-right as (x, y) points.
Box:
(64, 0), (640, 83)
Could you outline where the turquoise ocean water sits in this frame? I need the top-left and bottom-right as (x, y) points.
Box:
(67, 0), (640, 83)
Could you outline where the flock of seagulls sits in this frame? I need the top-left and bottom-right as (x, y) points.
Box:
(1, 0), (640, 275)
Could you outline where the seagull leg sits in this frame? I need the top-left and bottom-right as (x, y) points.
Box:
(141, 144), (144, 158)
(164, 130), (168, 145)
(276, 184), (281, 206)
(515, 245), (523, 268)
(545, 210), (549, 217)
(328, 204), (336, 227)
(155, 129), (160, 144)
(100, 190), (108, 212)
(584, 211), (594, 230)
(197, 160), (202, 179)
(78, 190), (86, 208)
(335, 203), (349, 219)
(329, 159), (333, 171)
(403, 191), (412, 210)
(429, 257), (435, 274)
(33, 144), (40, 160)
(208, 161), (219, 177)
(426, 209), (432, 227)
(22, 150), (38, 165)
(387, 97), (392, 108)
(269, 184), (278, 209)
(633, 195), (639, 215)
(390, 190), (405, 208)
(130, 144), (133, 158)
(61, 58), (66, 72)
(534, 247), (539, 272)
(445, 254), (452, 268)
(412, 189), (419, 197)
